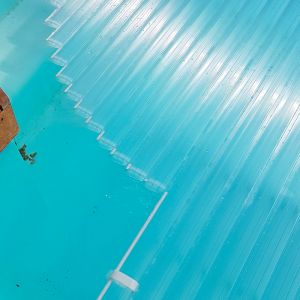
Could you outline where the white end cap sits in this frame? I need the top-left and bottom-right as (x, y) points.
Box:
(110, 270), (139, 292)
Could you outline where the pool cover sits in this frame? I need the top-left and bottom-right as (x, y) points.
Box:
(47, 0), (300, 299)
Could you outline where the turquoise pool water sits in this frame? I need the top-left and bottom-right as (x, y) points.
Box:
(0, 1), (159, 299)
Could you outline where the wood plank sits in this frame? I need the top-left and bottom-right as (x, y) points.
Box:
(0, 88), (19, 152)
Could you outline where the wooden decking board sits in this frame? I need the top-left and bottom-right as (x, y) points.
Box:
(0, 88), (19, 152)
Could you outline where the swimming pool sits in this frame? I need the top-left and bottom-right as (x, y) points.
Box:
(1, 0), (300, 299)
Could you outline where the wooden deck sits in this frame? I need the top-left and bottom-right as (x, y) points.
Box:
(0, 88), (19, 152)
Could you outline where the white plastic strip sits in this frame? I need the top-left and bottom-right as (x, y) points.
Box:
(97, 191), (168, 299)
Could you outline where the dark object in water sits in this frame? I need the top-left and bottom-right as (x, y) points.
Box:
(18, 144), (37, 164)
(0, 88), (19, 152)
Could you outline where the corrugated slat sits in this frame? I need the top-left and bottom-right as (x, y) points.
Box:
(46, 0), (300, 298)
